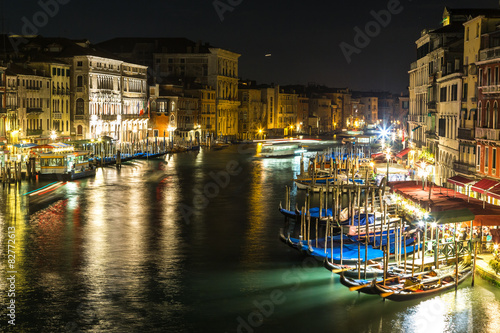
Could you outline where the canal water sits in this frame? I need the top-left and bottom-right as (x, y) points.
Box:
(1, 144), (500, 333)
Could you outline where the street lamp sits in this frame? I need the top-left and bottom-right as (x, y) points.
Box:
(50, 130), (57, 142)
(385, 147), (391, 181)
(418, 161), (429, 190)
(258, 128), (263, 140)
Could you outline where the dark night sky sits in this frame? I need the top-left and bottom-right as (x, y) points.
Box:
(3, 0), (500, 93)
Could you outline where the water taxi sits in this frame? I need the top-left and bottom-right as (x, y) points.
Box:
(37, 150), (95, 180)
(260, 143), (303, 158)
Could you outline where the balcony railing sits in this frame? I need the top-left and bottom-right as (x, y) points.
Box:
(480, 85), (500, 94)
(408, 115), (425, 123)
(27, 108), (43, 114)
(27, 129), (43, 136)
(74, 115), (85, 120)
(99, 115), (117, 121)
(476, 127), (500, 141)
(121, 113), (148, 120)
(53, 113), (62, 119)
(480, 46), (500, 61)
(458, 127), (475, 140)
(425, 130), (438, 140)
(179, 123), (195, 130)
(453, 161), (476, 176)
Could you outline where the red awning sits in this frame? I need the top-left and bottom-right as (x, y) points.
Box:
(447, 175), (474, 187)
(471, 179), (500, 193)
(487, 183), (500, 200)
(395, 148), (411, 158)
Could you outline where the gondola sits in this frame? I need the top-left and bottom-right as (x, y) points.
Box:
(374, 266), (472, 301)
(339, 275), (386, 295)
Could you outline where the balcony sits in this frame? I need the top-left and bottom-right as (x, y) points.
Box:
(27, 129), (43, 136)
(26, 86), (41, 91)
(425, 130), (438, 140)
(408, 114), (426, 123)
(74, 115), (85, 120)
(480, 46), (500, 61)
(410, 62), (417, 70)
(121, 113), (149, 120)
(99, 115), (117, 121)
(457, 128), (475, 140)
(480, 85), (500, 94)
(27, 108), (44, 115)
(53, 112), (62, 119)
(476, 127), (500, 141)
(179, 123), (195, 131)
(453, 161), (476, 176)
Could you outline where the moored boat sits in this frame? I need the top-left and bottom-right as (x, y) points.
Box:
(37, 150), (96, 180)
(374, 265), (472, 301)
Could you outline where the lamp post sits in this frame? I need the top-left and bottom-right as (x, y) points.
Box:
(258, 128), (263, 140)
(385, 147), (391, 181)
(418, 161), (428, 190)
(50, 130), (57, 142)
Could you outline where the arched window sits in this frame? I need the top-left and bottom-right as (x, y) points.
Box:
(77, 125), (83, 135)
(494, 102), (498, 129)
(76, 98), (84, 115)
(478, 101), (482, 127)
(487, 102), (491, 128)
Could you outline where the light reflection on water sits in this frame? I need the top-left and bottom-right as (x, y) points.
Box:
(2, 146), (500, 332)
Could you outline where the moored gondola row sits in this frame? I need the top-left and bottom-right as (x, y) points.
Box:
(279, 152), (475, 302)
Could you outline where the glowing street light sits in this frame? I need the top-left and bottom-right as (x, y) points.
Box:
(418, 161), (430, 190)
(385, 147), (391, 181)
(50, 130), (57, 142)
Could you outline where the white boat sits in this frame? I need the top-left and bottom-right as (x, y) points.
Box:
(260, 143), (302, 158)
(37, 150), (96, 180)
